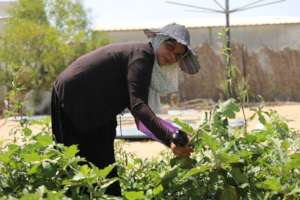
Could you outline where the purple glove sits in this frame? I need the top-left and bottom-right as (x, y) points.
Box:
(137, 118), (179, 143)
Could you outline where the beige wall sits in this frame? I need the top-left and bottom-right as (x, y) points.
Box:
(103, 23), (300, 101)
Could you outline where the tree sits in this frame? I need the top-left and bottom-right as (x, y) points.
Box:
(0, 0), (110, 114)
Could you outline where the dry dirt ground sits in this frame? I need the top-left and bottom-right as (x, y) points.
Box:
(1, 102), (300, 159)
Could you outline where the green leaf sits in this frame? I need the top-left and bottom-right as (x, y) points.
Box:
(98, 164), (115, 178)
(22, 152), (42, 162)
(0, 153), (10, 164)
(72, 172), (85, 181)
(290, 153), (300, 160)
(258, 111), (266, 125)
(161, 166), (178, 185)
(217, 99), (240, 118)
(170, 157), (196, 169)
(152, 184), (163, 196)
(238, 150), (253, 160)
(173, 118), (195, 134)
(256, 178), (282, 192)
(217, 152), (241, 164)
(80, 164), (91, 176)
(28, 164), (40, 175)
(218, 185), (239, 200)
(63, 145), (79, 159)
(23, 127), (32, 137)
(8, 144), (19, 153)
(124, 191), (145, 200)
(20, 192), (41, 200)
(46, 191), (66, 200)
(202, 134), (220, 153)
(36, 135), (52, 146)
(287, 185), (300, 196)
(281, 140), (289, 151)
(284, 153), (300, 172)
(230, 167), (248, 185)
(181, 164), (210, 180)
(42, 161), (57, 177)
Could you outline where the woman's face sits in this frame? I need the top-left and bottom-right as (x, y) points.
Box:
(157, 39), (187, 66)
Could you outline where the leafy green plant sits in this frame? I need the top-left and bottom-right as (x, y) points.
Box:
(164, 99), (300, 199)
(219, 29), (250, 103)
(1, 99), (299, 199)
(116, 99), (300, 200)
(0, 118), (120, 200)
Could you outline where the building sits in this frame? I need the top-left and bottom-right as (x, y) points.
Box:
(95, 18), (300, 101)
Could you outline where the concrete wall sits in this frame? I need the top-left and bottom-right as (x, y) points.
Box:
(104, 23), (300, 101)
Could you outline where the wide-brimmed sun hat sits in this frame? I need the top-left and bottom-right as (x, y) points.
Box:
(144, 23), (200, 74)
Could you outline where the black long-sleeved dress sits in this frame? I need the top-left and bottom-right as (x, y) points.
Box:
(52, 42), (175, 147)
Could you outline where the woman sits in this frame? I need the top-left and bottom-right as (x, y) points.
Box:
(51, 23), (200, 196)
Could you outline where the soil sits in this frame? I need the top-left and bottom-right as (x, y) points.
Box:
(1, 102), (300, 159)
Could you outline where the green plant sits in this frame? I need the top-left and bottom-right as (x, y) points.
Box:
(1, 99), (299, 199)
(166, 99), (300, 199)
(219, 29), (250, 103)
(0, 118), (120, 199)
(116, 99), (300, 199)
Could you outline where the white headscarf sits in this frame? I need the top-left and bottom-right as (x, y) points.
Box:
(148, 35), (178, 113)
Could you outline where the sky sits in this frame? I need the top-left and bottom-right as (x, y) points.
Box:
(82, 0), (300, 30)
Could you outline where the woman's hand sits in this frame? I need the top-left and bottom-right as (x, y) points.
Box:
(170, 142), (193, 157)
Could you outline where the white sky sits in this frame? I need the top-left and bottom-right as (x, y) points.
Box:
(83, 0), (300, 30)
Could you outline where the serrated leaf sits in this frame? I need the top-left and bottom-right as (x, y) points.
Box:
(63, 145), (79, 159)
(80, 164), (90, 176)
(98, 164), (115, 178)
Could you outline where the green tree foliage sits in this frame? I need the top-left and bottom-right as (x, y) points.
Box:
(0, 0), (110, 92)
